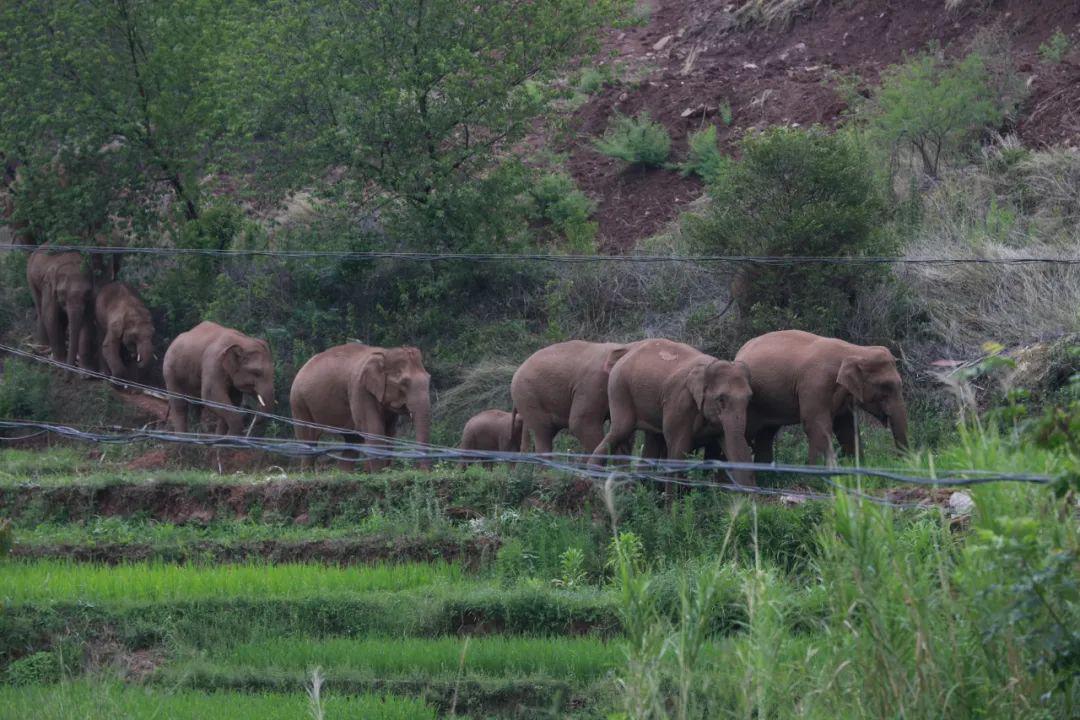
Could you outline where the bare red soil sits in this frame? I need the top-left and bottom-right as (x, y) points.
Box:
(566, 0), (1080, 251)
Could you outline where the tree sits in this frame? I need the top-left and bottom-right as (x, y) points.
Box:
(0, 0), (236, 243)
(227, 0), (629, 249)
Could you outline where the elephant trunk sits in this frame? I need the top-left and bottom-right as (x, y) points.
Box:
(886, 398), (909, 452)
(722, 408), (755, 487)
(136, 335), (154, 370)
(409, 385), (432, 470)
(66, 301), (86, 367)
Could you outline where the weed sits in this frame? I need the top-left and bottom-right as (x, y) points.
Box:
(1039, 29), (1071, 64)
(595, 113), (671, 167)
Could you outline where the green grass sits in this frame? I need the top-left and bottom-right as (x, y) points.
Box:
(203, 636), (621, 681)
(0, 682), (436, 720)
(0, 560), (463, 605)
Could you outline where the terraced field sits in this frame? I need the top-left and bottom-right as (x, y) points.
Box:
(0, 449), (679, 718)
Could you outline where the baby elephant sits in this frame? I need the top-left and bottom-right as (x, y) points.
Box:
(460, 409), (524, 468)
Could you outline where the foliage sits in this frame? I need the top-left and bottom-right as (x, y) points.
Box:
(1039, 29), (1072, 64)
(0, 359), (54, 421)
(3, 651), (64, 686)
(0, 0), (235, 241)
(226, 0), (629, 249)
(685, 126), (893, 340)
(0, 519), (11, 558)
(680, 126), (728, 183)
(867, 48), (1021, 177)
(595, 113), (672, 167)
(529, 172), (598, 251)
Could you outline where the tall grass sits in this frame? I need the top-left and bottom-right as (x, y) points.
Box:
(204, 636), (621, 680)
(0, 560), (463, 605)
(0, 682), (436, 720)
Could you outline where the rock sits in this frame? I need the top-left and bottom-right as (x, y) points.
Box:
(294, 512), (310, 526)
(948, 492), (975, 516)
(743, 62), (759, 70)
(653, 34), (673, 52)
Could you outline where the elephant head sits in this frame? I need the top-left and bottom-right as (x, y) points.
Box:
(222, 338), (275, 411)
(688, 359), (754, 484)
(837, 350), (908, 451)
(359, 346), (432, 462)
(124, 318), (155, 372)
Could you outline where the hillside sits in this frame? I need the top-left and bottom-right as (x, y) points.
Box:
(565, 0), (1080, 250)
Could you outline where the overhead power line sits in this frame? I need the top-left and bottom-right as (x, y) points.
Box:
(2, 243), (1079, 266)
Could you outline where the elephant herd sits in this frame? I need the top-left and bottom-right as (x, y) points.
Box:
(24, 247), (909, 481)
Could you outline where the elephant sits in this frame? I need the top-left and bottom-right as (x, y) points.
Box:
(290, 343), (432, 472)
(591, 339), (755, 486)
(26, 246), (95, 368)
(94, 281), (154, 381)
(510, 340), (641, 455)
(460, 409), (524, 468)
(162, 321), (275, 435)
(734, 330), (909, 465)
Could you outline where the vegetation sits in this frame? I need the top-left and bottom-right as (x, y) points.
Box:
(0, 683), (437, 720)
(685, 126), (893, 341)
(1039, 29), (1071, 64)
(680, 126), (727, 182)
(1, 560), (462, 604)
(595, 113), (672, 167)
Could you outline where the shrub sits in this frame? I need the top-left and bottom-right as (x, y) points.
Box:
(1039, 29), (1071, 64)
(685, 126), (892, 341)
(0, 359), (54, 421)
(680, 125), (728, 182)
(595, 113), (671, 167)
(530, 172), (597, 251)
(868, 48), (1022, 178)
(5, 651), (63, 685)
(577, 67), (606, 94)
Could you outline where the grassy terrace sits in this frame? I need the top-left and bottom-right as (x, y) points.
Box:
(0, 683), (437, 720)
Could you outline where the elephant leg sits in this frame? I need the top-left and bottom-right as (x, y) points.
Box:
(41, 295), (64, 362)
(833, 411), (857, 458)
(101, 332), (126, 379)
(526, 420), (557, 455)
(203, 388), (244, 436)
(661, 428), (696, 500)
(339, 432), (364, 472)
(591, 414), (637, 466)
(569, 404), (605, 456)
(169, 398), (190, 434)
(30, 287), (48, 345)
(751, 427), (779, 464)
(296, 427), (321, 471)
(804, 415), (837, 467)
(641, 431), (666, 462)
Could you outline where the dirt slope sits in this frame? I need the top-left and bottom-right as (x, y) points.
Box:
(565, 0), (1080, 252)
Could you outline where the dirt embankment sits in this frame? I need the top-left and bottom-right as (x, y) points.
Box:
(567, 0), (1080, 252)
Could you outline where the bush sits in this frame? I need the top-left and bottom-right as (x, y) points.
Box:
(530, 172), (597, 251)
(1039, 29), (1071, 64)
(680, 125), (728, 182)
(5, 651), (63, 685)
(595, 113), (671, 167)
(685, 126), (893, 341)
(0, 359), (54, 421)
(869, 47), (1022, 178)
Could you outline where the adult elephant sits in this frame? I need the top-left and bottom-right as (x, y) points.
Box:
(94, 281), (154, 381)
(511, 340), (641, 455)
(290, 344), (432, 471)
(591, 339), (755, 487)
(26, 246), (95, 368)
(163, 321), (275, 435)
(460, 409), (524, 468)
(735, 330), (909, 465)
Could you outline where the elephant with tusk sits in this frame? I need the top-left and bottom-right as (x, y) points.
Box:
(162, 321), (275, 435)
(735, 329), (909, 466)
(94, 281), (155, 381)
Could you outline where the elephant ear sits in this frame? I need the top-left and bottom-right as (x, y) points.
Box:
(360, 352), (387, 403)
(603, 346), (631, 373)
(837, 356), (866, 404)
(221, 344), (244, 378)
(687, 361), (710, 410)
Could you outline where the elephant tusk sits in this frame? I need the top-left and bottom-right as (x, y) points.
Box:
(136, 353), (141, 364)
(257, 394), (267, 407)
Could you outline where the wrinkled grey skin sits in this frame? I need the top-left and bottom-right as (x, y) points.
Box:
(27, 247), (95, 368)
(163, 321), (275, 436)
(735, 330), (909, 465)
(591, 339), (755, 487)
(290, 343), (432, 472)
